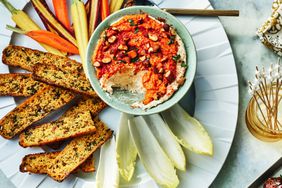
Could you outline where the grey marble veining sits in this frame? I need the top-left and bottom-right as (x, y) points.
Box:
(209, 0), (282, 187)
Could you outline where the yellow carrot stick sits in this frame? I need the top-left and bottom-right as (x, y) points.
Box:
(71, 0), (89, 70)
(113, 0), (124, 12)
(110, 0), (117, 13)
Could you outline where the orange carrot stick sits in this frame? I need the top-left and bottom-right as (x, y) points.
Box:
(6, 25), (79, 54)
(101, 0), (110, 20)
(27, 30), (79, 54)
(52, 0), (72, 32)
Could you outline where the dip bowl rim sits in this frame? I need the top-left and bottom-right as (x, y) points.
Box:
(86, 6), (197, 115)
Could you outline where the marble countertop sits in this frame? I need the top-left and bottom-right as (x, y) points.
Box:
(1, 0), (282, 188)
(209, 0), (282, 187)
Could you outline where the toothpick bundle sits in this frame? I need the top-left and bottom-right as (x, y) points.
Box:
(246, 60), (282, 141)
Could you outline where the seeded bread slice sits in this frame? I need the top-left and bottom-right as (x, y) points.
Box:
(19, 111), (96, 147)
(19, 97), (106, 147)
(2, 45), (96, 97)
(0, 86), (75, 139)
(47, 119), (113, 182)
(0, 73), (46, 97)
(20, 152), (95, 174)
(2, 45), (81, 72)
(32, 63), (96, 97)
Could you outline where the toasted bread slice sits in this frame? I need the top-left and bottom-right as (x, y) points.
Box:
(0, 73), (46, 97)
(20, 152), (95, 174)
(47, 119), (113, 181)
(19, 97), (106, 147)
(0, 86), (75, 139)
(33, 63), (96, 97)
(2, 45), (96, 97)
(2, 45), (80, 72)
(19, 111), (96, 147)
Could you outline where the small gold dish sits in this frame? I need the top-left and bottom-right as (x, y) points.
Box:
(246, 63), (282, 142)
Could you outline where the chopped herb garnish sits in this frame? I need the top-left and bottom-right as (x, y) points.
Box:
(168, 35), (175, 45)
(12, 115), (17, 123)
(131, 56), (139, 63)
(181, 62), (187, 67)
(134, 28), (139, 34)
(113, 56), (117, 60)
(30, 87), (37, 94)
(118, 60), (126, 63)
(172, 54), (181, 61)
(128, 19), (135, 26)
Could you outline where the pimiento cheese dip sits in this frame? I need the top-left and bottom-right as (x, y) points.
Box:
(92, 14), (187, 109)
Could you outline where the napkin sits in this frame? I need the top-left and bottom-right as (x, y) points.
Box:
(257, 0), (282, 56)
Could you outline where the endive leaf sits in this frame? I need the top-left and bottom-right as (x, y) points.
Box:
(96, 137), (119, 188)
(129, 116), (179, 188)
(161, 104), (213, 155)
(144, 114), (186, 171)
(116, 113), (137, 181)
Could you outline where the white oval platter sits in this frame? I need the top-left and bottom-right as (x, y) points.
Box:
(0, 0), (238, 187)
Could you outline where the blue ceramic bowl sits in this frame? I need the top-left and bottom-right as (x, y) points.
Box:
(85, 6), (196, 115)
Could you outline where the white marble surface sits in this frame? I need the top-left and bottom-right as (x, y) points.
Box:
(209, 0), (282, 187)
(0, 0), (282, 188)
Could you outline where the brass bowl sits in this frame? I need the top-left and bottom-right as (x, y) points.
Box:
(245, 92), (282, 142)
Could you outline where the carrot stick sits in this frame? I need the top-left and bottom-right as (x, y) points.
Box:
(101, 0), (110, 20)
(6, 25), (78, 54)
(52, 0), (72, 32)
(28, 30), (79, 54)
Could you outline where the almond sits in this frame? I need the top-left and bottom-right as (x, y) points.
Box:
(108, 36), (117, 43)
(93, 61), (101, 67)
(165, 70), (171, 77)
(140, 56), (146, 61)
(158, 68), (164, 73)
(161, 57), (168, 62)
(148, 33), (158, 41)
(102, 57), (111, 64)
(148, 47), (154, 53)
(118, 44), (128, 51)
